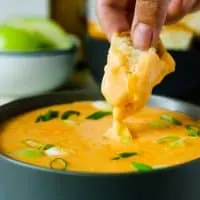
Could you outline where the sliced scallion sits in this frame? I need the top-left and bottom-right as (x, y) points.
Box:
(169, 139), (185, 147)
(131, 162), (152, 172)
(153, 165), (169, 169)
(185, 125), (200, 137)
(86, 111), (112, 120)
(61, 110), (80, 120)
(50, 158), (68, 170)
(35, 115), (44, 123)
(22, 139), (43, 149)
(13, 149), (44, 158)
(158, 136), (181, 144)
(148, 121), (169, 128)
(44, 146), (65, 156)
(43, 144), (54, 151)
(160, 115), (182, 125)
(35, 110), (59, 123)
(112, 152), (138, 160)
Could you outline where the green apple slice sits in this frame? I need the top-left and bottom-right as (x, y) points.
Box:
(0, 26), (45, 51)
(5, 17), (74, 50)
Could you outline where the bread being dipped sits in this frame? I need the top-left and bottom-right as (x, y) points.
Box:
(102, 32), (175, 143)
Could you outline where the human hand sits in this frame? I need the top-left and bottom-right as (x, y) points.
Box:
(96, 0), (200, 49)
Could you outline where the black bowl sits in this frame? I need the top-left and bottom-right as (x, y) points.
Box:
(0, 91), (199, 200)
(85, 36), (200, 105)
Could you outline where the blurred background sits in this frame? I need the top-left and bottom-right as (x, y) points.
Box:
(0, 0), (200, 105)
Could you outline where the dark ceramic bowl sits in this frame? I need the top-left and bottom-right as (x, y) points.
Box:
(0, 91), (199, 200)
(85, 36), (200, 105)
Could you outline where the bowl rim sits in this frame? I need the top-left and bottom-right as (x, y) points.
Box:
(0, 91), (199, 177)
(0, 45), (77, 57)
(0, 151), (199, 177)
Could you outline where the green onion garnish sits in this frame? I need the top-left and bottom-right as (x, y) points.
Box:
(160, 114), (182, 125)
(13, 149), (44, 158)
(112, 152), (138, 160)
(131, 162), (152, 172)
(169, 139), (185, 147)
(148, 121), (169, 128)
(61, 110), (80, 120)
(86, 111), (112, 120)
(43, 144), (54, 151)
(153, 165), (169, 170)
(35, 115), (43, 123)
(185, 125), (200, 137)
(35, 110), (59, 123)
(22, 139), (43, 149)
(50, 158), (68, 170)
(158, 136), (181, 144)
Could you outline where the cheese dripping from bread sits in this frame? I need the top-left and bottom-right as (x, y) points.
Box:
(101, 32), (175, 143)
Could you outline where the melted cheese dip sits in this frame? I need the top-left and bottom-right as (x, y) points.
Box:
(1, 101), (200, 173)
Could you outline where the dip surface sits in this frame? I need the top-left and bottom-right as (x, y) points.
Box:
(1, 101), (200, 173)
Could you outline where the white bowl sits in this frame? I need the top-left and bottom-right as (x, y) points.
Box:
(0, 39), (79, 98)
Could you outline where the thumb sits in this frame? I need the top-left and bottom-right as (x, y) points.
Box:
(131, 0), (169, 50)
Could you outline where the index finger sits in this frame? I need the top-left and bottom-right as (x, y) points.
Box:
(131, 0), (169, 49)
(96, 0), (134, 41)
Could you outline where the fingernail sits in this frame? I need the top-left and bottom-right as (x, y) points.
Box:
(133, 23), (153, 50)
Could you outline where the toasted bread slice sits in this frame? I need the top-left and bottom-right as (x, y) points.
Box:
(160, 24), (194, 51)
(180, 11), (200, 35)
(101, 32), (175, 143)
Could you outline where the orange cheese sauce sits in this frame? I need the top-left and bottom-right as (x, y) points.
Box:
(0, 101), (200, 173)
(88, 22), (107, 40)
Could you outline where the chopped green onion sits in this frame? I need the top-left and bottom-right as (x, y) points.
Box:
(44, 146), (65, 156)
(131, 162), (152, 172)
(86, 111), (112, 120)
(118, 152), (137, 158)
(160, 114), (182, 125)
(35, 115), (44, 123)
(22, 139), (43, 149)
(13, 149), (44, 158)
(185, 125), (200, 137)
(111, 156), (121, 160)
(61, 110), (80, 120)
(148, 121), (169, 128)
(169, 139), (185, 147)
(50, 158), (68, 170)
(43, 144), (54, 151)
(43, 110), (59, 121)
(112, 152), (138, 160)
(153, 165), (169, 169)
(158, 136), (181, 144)
(35, 110), (59, 123)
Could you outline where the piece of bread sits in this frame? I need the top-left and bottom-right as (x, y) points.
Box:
(102, 32), (175, 120)
(180, 11), (200, 35)
(160, 24), (194, 51)
(101, 32), (175, 143)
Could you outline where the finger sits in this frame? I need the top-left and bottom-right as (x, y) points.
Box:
(96, 0), (134, 41)
(131, 0), (169, 50)
(166, 0), (197, 24)
(191, 0), (200, 11)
